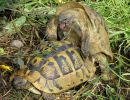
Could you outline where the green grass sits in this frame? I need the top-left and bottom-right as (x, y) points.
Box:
(0, 0), (130, 100)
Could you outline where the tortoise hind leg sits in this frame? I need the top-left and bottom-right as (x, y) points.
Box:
(93, 53), (115, 80)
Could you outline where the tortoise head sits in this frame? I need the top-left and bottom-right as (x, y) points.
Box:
(57, 2), (83, 30)
(58, 8), (84, 39)
(13, 76), (30, 89)
(58, 9), (76, 30)
(12, 70), (41, 95)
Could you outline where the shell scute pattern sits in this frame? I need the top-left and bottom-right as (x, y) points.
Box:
(41, 61), (60, 80)
(54, 51), (74, 75)
(14, 41), (93, 94)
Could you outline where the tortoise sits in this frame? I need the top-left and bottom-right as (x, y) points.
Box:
(11, 41), (96, 100)
(46, 2), (113, 80)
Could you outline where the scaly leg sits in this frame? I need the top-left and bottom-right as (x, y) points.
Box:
(93, 53), (114, 80)
(42, 92), (73, 100)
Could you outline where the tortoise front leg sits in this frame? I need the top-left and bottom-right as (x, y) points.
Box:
(46, 17), (58, 41)
(81, 35), (90, 58)
(42, 92), (57, 100)
(42, 92), (73, 100)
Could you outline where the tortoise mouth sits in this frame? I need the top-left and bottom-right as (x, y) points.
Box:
(59, 23), (66, 30)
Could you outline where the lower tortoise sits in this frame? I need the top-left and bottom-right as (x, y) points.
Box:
(11, 41), (96, 100)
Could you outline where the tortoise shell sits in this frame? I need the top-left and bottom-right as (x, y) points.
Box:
(46, 2), (113, 61)
(13, 41), (94, 94)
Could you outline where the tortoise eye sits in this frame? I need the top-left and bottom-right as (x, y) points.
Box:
(63, 18), (68, 23)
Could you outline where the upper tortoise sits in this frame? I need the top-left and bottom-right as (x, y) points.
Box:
(46, 2), (113, 80)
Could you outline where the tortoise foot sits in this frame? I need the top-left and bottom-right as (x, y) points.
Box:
(100, 71), (116, 81)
